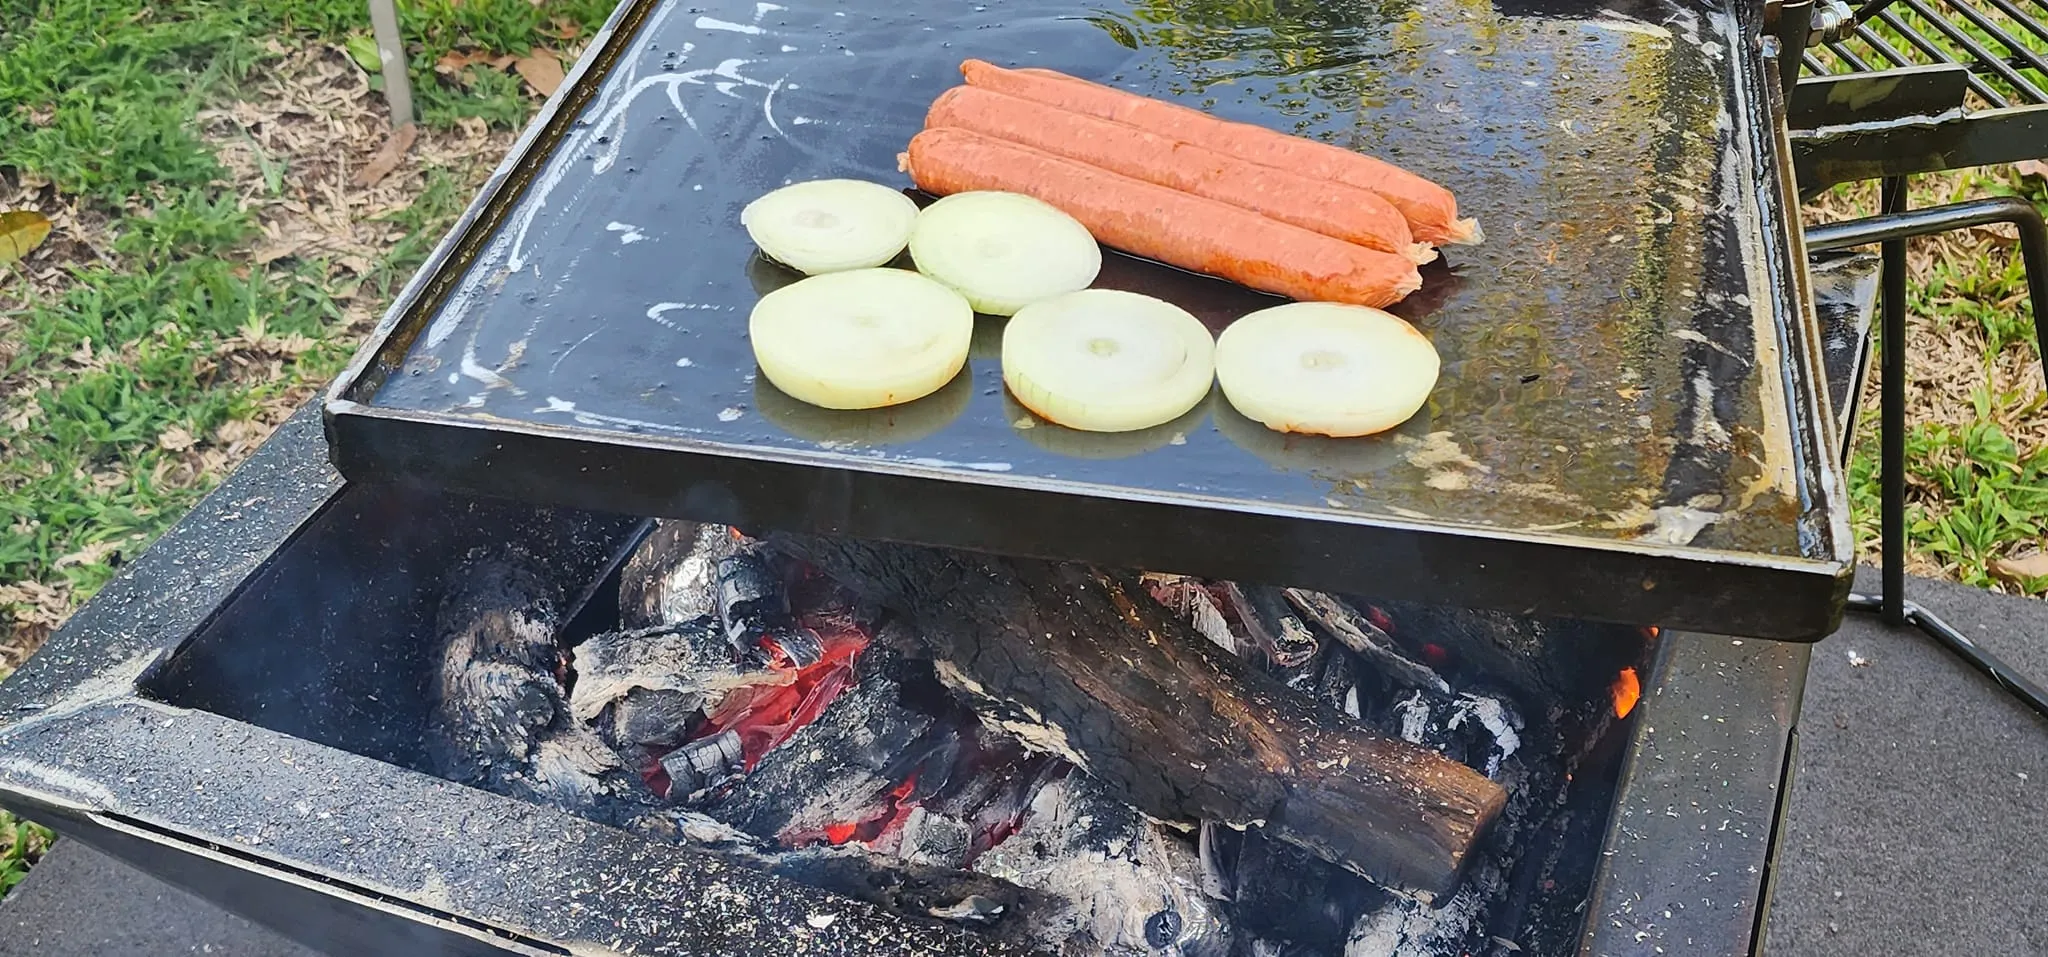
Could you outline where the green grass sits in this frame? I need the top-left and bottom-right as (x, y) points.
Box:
(0, 0), (617, 896)
(1822, 170), (2048, 591)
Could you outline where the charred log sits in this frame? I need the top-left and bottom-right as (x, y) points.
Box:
(707, 644), (936, 839)
(974, 772), (1234, 956)
(772, 534), (1508, 899)
(616, 520), (704, 629)
(615, 521), (748, 630)
(569, 616), (747, 756)
(426, 549), (648, 822)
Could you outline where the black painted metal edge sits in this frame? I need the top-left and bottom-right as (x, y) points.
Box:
(1756, 30), (1860, 571)
(1790, 64), (1970, 128)
(1573, 632), (1810, 957)
(326, 402), (1851, 641)
(318, 0), (1855, 643)
(1792, 101), (2048, 186)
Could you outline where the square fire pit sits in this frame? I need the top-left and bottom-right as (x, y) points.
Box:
(0, 408), (1811, 956)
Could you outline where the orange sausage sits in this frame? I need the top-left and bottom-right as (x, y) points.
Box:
(965, 60), (1482, 247)
(903, 128), (1423, 308)
(926, 85), (1435, 265)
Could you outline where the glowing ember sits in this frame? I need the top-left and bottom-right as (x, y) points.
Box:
(791, 771), (923, 848)
(1611, 666), (1641, 718)
(695, 625), (871, 770)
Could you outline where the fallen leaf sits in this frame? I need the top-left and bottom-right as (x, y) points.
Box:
(1991, 551), (2048, 583)
(0, 210), (53, 266)
(345, 35), (384, 74)
(253, 239), (306, 265)
(436, 48), (486, 74)
(2016, 159), (2048, 180)
(158, 425), (197, 452)
(353, 122), (418, 187)
(55, 540), (121, 570)
(516, 51), (566, 96)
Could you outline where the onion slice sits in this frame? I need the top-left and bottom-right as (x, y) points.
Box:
(1002, 288), (1214, 433)
(741, 179), (919, 275)
(910, 191), (1102, 316)
(1215, 302), (1440, 437)
(750, 268), (973, 410)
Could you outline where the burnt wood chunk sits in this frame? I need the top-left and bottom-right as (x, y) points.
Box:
(771, 534), (1508, 898)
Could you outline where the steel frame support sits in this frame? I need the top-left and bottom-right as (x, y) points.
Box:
(1805, 194), (2048, 722)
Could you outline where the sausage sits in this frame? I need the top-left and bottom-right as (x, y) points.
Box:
(902, 127), (1423, 308)
(962, 60), (1482, 247)
(925, 85), (1435, 264)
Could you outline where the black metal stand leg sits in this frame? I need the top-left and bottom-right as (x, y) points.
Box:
(1807, 194), (2048, 723)
(1878, 177), (1908, 627)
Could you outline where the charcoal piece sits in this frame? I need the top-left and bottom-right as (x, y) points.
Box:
(427, 550), (567, 783)
(1442, 695), (1524, 780)
(661, 729), (746, 802)
(1314, 651), (1360, 718)
(706, 644), (935, 840)
(569, 616), (745, 755)
(1343, 889), (1490, 957)
(891, 805), (974, 866)
(716, 549), (825, 666)
(426, 549), (646, 822)
(973, 772), (1235, 956)
(617, 520), (706, 629)
(1142, 574), (1240, 654)
(1227, 830), (1386, 952)
(1243, 585), (1320, 669)
(776, 533), (1507, 898)
(1284, 590), (1448, 694)
(1209, 582), (1279, 665)
(619, 521), (753, 629)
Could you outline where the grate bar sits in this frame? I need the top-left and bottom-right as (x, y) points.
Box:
(1930, 0), (2048, 86)
(1826, 39), (1881, 71)
(1874, 7), (2016, 105)
(1980, 0), (2048, 49)
(1896, 0), (2048, 101)
(1851, 22), (1930, 69)
(1852, 21), (2009, 105)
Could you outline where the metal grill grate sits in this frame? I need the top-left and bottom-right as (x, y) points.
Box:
(1801, 0), (2048, 107)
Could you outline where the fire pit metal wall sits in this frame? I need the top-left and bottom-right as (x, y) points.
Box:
(0, 409), (1804, 957)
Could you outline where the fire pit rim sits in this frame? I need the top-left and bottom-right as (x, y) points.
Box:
(0, 407), (1807, 957)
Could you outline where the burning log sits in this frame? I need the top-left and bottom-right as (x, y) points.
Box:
(771, 535), (1509, 898)
(707, 643), (936, 839)
(569, 616), (756, 756)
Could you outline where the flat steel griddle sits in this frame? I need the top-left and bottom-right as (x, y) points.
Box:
(325, 0), (1853, 640)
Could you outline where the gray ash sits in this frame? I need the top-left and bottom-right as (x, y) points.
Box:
(425, 524), (1643, 956)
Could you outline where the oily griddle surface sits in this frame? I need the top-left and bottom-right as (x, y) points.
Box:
(357, 0), (1829, 561)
